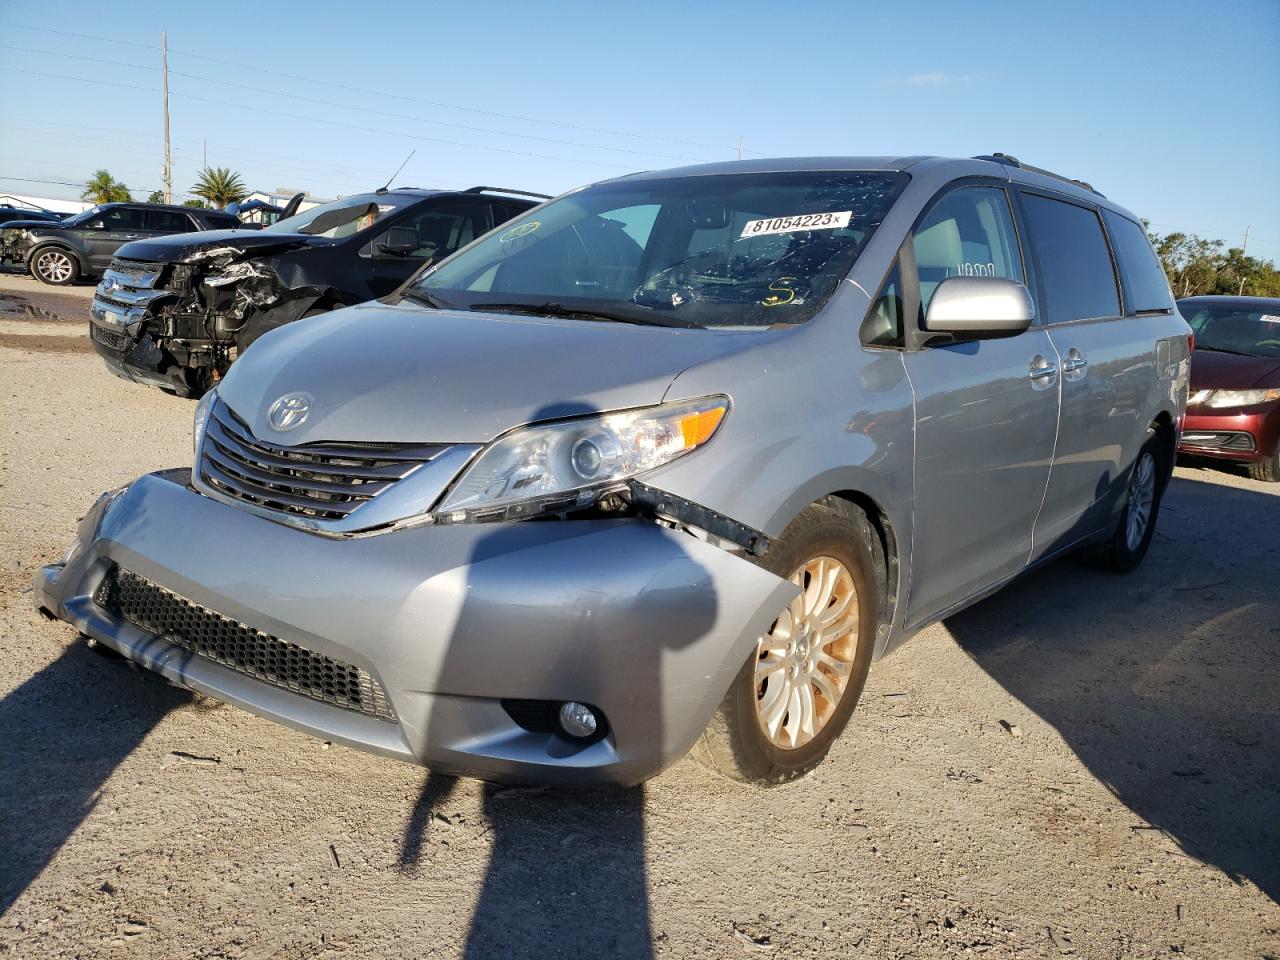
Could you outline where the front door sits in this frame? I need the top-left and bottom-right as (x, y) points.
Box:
(84, 206), (149, 270)
(900, 184), (1060, 626)
(367, 200), (494, 298)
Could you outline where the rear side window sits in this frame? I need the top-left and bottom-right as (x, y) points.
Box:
(1021, 194), (1120, 323)
(147, 209), (195, 232)
(912, 186), (1024, 320)
(1102, 210), (1173, 314)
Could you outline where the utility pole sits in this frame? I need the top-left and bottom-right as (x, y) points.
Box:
(1238, 225), (1250, 296)
(161, 30), (172, 203)
(737, 135), (743, 161)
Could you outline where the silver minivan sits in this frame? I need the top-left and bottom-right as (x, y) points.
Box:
(36, 154), (1191, 786)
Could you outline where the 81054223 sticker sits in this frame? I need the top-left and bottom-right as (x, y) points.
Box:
(740, 211), (851, 239)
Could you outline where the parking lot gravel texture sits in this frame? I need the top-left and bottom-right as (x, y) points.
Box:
(1, 278), (1277, 959)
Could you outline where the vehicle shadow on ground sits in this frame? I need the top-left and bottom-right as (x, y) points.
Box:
(947, 475), (1280, 901)
(0, 641), (188, 914)
(401, 775), (651, 957)
(396, 447), (731, 957)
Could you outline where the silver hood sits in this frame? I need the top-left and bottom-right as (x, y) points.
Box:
(216, 300), (765, 444)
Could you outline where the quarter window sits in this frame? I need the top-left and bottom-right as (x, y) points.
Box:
(1102, 210), (1173, 314)
(1021, 194), (1120, 323)
(912, 187), (1024, 320)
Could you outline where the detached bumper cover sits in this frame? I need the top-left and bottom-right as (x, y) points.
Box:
(34, 472), (796, 785)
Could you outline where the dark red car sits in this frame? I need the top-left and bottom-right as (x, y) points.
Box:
(1177, 295), (1280, 481)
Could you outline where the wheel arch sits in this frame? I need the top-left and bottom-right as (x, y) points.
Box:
(824, 489), (902, 658)
(1149, 410), (1176, 490)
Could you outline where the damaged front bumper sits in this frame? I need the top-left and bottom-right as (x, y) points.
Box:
(34, 471), (796, 785)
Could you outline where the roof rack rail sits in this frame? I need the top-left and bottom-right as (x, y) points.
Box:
(463, 186), (553, 200)
(971, 152), (1104, 197)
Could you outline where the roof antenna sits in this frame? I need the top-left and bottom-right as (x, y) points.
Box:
(376, 151), (415, 194)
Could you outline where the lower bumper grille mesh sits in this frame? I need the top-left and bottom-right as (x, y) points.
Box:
(96, 567), (395, 721)
(91, 323), (132, 352)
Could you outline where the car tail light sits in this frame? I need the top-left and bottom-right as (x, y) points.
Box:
(1187, 331), (1195, 354)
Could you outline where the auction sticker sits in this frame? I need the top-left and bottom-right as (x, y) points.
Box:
(741, 211), (851, 238)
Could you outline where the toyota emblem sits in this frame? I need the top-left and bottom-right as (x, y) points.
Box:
(268, 392), (313, 432)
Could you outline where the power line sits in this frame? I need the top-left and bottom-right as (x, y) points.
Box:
(0, 67), (648, 172)
(0, 43), (709, 163)
(0, 23), (753, 155)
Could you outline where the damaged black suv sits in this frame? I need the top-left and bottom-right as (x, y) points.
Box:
(89, 186), (545, 395)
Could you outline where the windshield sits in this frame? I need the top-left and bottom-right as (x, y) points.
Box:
(61, 206), (103, 227)
(1181, 303), (1280, 359)
(264, 193), (417, 238)
(413, 171), (906, 327)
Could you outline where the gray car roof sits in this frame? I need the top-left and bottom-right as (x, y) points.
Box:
(611, 155), (1139, 225)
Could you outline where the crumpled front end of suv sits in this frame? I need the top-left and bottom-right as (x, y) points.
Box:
(91, 242), (351, 396)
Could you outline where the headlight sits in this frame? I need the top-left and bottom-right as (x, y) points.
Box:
(193, 388), (217, 455)
(437, 395), (728, 521)
(1204, 388), (1280, 409)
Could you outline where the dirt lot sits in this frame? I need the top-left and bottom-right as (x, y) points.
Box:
(1, 282), (1277, 959)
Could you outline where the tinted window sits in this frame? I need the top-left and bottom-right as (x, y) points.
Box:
(147, 209), (195, 232)
(1021, 194), (1120, 322)
(1178, 304), (1280, 359)
(1102, 210), (1172, 314)
(385, 201), (490, 263)
(913, 186), (1024, 319)
(98, 207), (147, 231)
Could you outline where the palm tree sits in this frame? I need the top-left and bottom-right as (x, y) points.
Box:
(190, 167), (248, 209)
(81, 169), (132, 204)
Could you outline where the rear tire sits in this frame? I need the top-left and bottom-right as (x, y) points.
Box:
(1099, 432), (1166, 572)
(30, 246), (78, 285)
(694, 498), (878, 785)
(1246, 448), (1280, 483)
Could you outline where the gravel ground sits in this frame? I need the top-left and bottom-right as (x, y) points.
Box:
(1, 285), (1277, 959)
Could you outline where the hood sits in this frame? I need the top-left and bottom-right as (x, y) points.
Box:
(1, 220), (62, 233)
(1190, 349), (1280, 391)
(114, 229), (324, 264)
(217, 301), (768, 444)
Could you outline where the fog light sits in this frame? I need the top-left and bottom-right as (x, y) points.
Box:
(557, 701), (599, 739)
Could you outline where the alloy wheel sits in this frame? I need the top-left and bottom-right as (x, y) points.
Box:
(35, 250), (74, 283)
(1125, 451), (1156, 551)
(754, 556), (860, 750)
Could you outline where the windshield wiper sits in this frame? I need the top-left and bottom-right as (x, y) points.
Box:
(401, 289), (454, 309)
(468, 301), (704, 329)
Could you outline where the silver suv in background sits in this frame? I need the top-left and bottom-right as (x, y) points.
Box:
(35, 154), (1190, 786)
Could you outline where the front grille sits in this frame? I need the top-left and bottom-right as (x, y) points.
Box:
(91, 323), (131, 352)
(1181, 431), (1256, 452)
(199, 400), (450, 521)
(96, 567), (396, 721)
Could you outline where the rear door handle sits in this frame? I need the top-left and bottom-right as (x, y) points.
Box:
(124, 234), (143, 239)
(1062, 348), (1088, 378)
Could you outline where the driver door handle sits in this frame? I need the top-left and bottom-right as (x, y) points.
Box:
(124, 234), (143, 239)
(1029, 358), (1058, 380)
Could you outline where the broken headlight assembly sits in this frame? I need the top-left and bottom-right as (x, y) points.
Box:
(192, 387), (217, 455)
(435, 396), (728, 523)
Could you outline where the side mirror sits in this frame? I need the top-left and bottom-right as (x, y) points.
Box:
(374, 226), (419, 258)
(924, 276), (1033, 337)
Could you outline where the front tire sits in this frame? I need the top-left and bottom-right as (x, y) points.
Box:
(1246, 447), (1280, 483)
(694, 499), (878, 785)
(29, 247), (79, 285)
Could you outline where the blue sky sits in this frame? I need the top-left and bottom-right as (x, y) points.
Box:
(1, 0), (1277, 260)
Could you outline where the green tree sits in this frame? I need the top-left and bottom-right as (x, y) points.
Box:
(81, 169), (132, 204)
(1147, 224), (1280, 299)
(147, 190), (165, 203)
(183, 198), (206, 208)
(190, 167), (247, 208)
